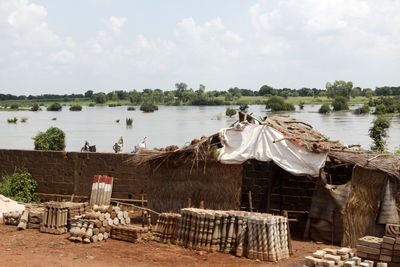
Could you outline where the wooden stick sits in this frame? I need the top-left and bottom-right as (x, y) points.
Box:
(112, 200), (160, 215)
(248, 191), (253, 212)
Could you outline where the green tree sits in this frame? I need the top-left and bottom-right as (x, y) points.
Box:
(33, 127), (66, 151)
(259, 85), (277, 96)
(331, 96), (349, 111)
(351, 87), (361, 98)
(369, 116), (391, 152)
(318, 104), (331, 114)
(84, 90), (94, 98)
(265, 96), (295, 111)
(326, 80), (353, 98)
(47, 103), (62, 111)
(362, 88), (375, 97)
(225, 108), (237, 117)
(30, 104), (40, 111)
(175, 82), (188, 99)
(354, 103), (370, 114)
(69, 104), (82, 111)
(91, 92), (107, 104)
(0, 169), (38, 203)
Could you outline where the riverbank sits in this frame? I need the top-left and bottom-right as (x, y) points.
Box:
(0, 96), (374, 109)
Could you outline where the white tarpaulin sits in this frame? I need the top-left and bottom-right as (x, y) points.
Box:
(218, 123), (327, 177)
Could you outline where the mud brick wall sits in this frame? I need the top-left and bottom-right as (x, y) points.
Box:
(0, 149), (147, 200)
(242, 160), (316, 214)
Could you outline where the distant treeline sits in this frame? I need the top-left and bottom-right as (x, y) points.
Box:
(1, 82), (399, 105)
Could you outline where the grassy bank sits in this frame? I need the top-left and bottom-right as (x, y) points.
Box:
(0, 96), (374, 110)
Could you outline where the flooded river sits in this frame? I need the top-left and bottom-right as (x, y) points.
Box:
(0, 105), (399, 152)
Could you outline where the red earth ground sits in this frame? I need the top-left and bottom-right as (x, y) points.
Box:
(0, 224), (340, 267)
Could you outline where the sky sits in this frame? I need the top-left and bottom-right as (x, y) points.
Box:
(0, 0), (400, 95)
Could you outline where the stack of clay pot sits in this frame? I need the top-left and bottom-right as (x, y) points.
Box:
(153, 213), (181, 244)
(153, 208), (290, 262)
(69, 205), (131, 243)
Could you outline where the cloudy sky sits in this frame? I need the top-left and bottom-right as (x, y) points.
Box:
(1, 0), (400, 95)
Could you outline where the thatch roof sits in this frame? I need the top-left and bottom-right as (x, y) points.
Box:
(131, 112), (400, 179)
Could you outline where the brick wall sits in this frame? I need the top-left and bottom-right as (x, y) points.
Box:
(0, 149), (148, 200)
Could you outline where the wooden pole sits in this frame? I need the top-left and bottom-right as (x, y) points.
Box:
(199, 200), (204, 209)
(248, 191), (253, 212)
(188, 198), (191, 208)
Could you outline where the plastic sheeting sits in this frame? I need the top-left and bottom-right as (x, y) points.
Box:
(218, 123), (327, 177)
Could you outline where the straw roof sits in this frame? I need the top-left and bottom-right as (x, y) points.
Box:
(131, 112), (400, 179)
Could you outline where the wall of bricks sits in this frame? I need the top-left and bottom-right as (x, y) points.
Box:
(0, 149), (148, 200)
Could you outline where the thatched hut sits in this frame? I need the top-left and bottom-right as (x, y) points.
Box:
(135, 112), (400, 247)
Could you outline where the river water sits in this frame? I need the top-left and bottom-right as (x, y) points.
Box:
(0, 105), (399, 153)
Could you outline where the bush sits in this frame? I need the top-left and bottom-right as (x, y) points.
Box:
(47, 103), (62, 111)
(7, 117), (18, 123)
(298, 101), (305, 110)
(108, 104), (117, 107)
(30, 104), (41, 111)
(369, 116), (391, 152)
(331, 96), (349, 111)
(0, 169), (38, 203)
(21, 117), (28, 123)
(33, 127), (65, 151)
(116, 119), (120, 123)
(354, 104), (370, 114)
(69, 105), (82, 111)
(225, 108), (237, 117)
(140, 103), (158, 112)
(126, 118), (133, 126)
(239, 104), (249, 112)
(127, 106), (136, 111)
(318, 104), (331, 114)
(88, 103), (95, 107)
(265, 96), (295, 111)
(10, 103), (19, 109)
(51, 117), (57, 120)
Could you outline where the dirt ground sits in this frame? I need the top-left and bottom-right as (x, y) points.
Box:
(0, 224), (339, 267)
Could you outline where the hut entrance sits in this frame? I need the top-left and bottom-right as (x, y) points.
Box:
(241, 160), (316, 240)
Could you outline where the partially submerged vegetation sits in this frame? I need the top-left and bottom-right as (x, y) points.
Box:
(225, 108), (237, 117)
(265, 96), (295, 112)
(69, 104), (82, 111)
(140, 103), (158, 112)
(47, 103), (62, 111)
(7, 117), (18, 123)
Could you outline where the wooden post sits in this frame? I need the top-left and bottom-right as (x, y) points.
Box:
(199, 200), (204, 209)
(188, 198), (191, 208)
(282, 210), (293, 255)
(248, 191), (253, 212)
(141, 194), (145, 207)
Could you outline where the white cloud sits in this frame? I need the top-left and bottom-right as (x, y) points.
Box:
(49, 49), (75, 64)
(1, 0), (400, 93)
(106, 16), (127, 34)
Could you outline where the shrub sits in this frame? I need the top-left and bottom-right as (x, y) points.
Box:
(354, 104), (370, 114)
(298, 101), (305, 110)
(47, 103), (62, 111)
(239, 104), (249, 112)
(318, 104), (331, 114)
(10, 103), (19, 109)
(108, 104), (117, 107)
(126, 118), (133, 126)
(88, 103), (95, 107)
(33, 127), (65, 151)
(265, 96), (295, 111)
(69, 105), (82, 111)
(127, 106), (136, 111)
(7, 117), (18, 123)
(331, 96), (349, 111)
(140, 103), (158, 112)
(225, 108), (237, 117)
(51, 117), (57, 120)
(116, 119), (120, 123)
(369, 116), (391, 152)
(30, 104), (41, 111)
(0, 169), (38, 203)
(21, 117), (28, 123)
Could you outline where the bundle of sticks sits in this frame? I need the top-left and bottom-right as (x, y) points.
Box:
(89, 175), (114, 207)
